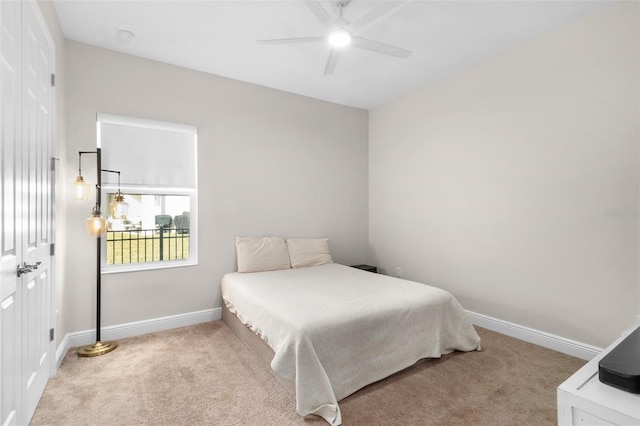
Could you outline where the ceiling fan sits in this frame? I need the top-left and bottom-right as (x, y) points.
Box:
(257, 0), (413, 75)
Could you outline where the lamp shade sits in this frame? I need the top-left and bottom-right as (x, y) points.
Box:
(85, 208), (107, 237)
(73, 176), (91, 202)
(109, 193), (129, 219)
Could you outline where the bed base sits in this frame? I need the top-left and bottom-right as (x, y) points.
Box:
(222, 304), (296, 396)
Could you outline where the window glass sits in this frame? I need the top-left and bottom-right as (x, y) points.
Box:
(105, 193), (191, 265)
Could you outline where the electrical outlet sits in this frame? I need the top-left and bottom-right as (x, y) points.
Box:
(396, 266), (402, 277)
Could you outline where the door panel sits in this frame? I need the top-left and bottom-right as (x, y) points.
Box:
(0, 1), (22, 425)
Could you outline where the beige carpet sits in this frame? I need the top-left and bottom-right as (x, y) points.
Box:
(31, 321), (584, 426)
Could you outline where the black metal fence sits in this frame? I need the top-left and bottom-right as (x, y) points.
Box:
(106, 227), (190, 265)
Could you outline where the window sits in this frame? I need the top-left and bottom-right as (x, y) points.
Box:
(105, 193), (191, 265)
(97, 113), (197, 272)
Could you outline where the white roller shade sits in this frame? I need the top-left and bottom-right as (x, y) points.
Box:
(98, 113), (197, 188)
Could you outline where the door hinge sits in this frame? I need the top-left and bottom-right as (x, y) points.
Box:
(51, 73), (55, 87)
(50, 243), (55, 256)
(49, 328), (54, 342)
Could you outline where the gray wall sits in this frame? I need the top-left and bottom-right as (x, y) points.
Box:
(368, 2), (639, 348)
(64, 41), (369, 334)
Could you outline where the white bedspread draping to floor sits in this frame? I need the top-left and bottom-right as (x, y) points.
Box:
(221, 263), (481, 425)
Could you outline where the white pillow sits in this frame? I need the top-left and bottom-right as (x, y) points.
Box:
(286, 238), (333, 268)
(235, 237), (291, 273)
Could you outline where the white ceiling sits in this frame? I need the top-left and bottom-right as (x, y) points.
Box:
(52, 0), (612, 110)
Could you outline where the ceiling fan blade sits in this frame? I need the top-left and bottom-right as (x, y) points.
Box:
(352, 36), (412, 58)
(348, 1), (413, 34)
(257, 36), (326, 45)
(324, 49), (341, 75)
(305, 1), (337, 29)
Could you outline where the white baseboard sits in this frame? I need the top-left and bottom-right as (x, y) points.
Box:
(55, 308), (221, 367)
(55, 333), (70, 369)
(54, 307), (600, 370)
(466, 310), (602, 361)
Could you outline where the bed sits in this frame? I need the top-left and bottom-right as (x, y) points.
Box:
(221, 237), (481, 425)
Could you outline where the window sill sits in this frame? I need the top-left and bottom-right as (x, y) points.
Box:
(102, 259), (197, 274)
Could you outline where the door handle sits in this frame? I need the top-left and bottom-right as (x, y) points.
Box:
(16, 261), (41, 277)
(24, 261), (41, 270)
(17, 265), (32, 277)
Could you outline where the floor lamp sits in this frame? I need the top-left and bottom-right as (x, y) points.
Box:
(73, 148), (127, 357)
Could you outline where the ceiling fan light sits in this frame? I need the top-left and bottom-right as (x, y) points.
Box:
(328, 29), (352, 48)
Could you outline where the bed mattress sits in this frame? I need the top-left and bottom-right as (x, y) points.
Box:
(221, 263), (481, 425)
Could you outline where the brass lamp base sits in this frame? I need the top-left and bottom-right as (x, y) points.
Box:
(77, 341), (118, 357)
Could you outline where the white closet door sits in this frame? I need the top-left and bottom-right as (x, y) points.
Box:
(0, 1), (54, 425)
(20, 2), (54, 421)
(0, 1), (24, 425)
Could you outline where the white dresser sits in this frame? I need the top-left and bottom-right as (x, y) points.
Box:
(557, 323), (640, 425)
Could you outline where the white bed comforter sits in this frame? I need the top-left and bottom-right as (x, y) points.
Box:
(221, 263), (481, 425)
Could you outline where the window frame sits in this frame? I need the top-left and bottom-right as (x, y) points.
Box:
(96, 113), (198, 274)
(101, 186), (198, 274)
